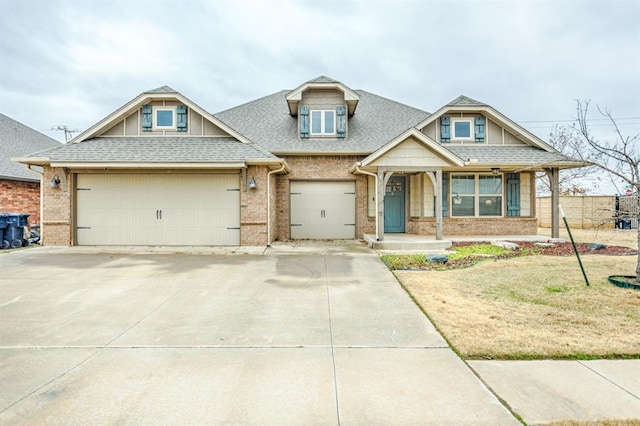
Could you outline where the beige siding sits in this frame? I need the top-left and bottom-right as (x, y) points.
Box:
(409, 174), (422, 216)
(422, 121), (437, 140)
(487, 119), (503, 145)
(520, 172), (532, 216)
(203, 119), (229, 136)
(125, 112), (139, 135)
(369, 137), (450, 167)
(504, 129), (526, 145)
(423, 174), (435, 217)
(367, 175), (376, 217)
(103, 121), (124, 136)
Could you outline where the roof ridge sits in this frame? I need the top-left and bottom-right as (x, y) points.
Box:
(355, 89), (430, 116)
(447, 95), (486, 106)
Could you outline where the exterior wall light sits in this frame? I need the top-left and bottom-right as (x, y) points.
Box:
(248, 177), (257, 189)
(50, 174), (61, 187)
(491, 168), (500, 175)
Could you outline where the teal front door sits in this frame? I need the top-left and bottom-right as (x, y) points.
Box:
(384, 176), (405, 233)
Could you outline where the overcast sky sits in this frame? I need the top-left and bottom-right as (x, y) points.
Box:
(1, 0), (638, 193)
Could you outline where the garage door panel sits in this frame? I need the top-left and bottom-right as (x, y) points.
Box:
(290, 181), (356, 240)
(77, 174), (240, 246)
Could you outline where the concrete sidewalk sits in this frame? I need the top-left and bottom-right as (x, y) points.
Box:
(0, 242), (517, 425)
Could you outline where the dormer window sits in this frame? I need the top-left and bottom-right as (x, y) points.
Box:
(154, 108), (175, 129)
(310, 110), (336, 136)
(451, 118), (473, 141)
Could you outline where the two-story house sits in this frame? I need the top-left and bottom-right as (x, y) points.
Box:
(14, 76), (582, 247)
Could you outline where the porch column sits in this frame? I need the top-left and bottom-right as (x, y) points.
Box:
(426, 170), (444, 240)
(376, 170), (394, 241)
(546, 168), (560, 238)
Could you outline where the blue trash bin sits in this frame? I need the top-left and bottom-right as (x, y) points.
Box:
(0, 213), (8, 249)
(3, 213), (30, 249)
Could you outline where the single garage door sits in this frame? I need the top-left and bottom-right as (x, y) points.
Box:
(76, 173), (240, 246)
(290, 181), (356, 239)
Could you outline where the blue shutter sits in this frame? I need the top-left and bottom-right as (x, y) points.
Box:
(176, 105), (187, 132)
(474, 116), (485, 142)
(300, 106), (309, 138)
(336, 106), (346, 138)
(506, 173), (521, 216)
(442, 172), (449, 217)
(141, 105), (152, 131)
(440, 116), (450, 142)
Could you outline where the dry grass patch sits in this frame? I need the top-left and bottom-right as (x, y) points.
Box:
(397, 254), (640, 359)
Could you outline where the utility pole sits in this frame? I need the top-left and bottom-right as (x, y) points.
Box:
(52, 125), (80, 143)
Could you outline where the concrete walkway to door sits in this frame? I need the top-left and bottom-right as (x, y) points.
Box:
(0, 241), (518, 424)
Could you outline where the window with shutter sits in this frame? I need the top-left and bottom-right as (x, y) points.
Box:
(141, 105), (152, 131)
(441, 117), (450, 142)
(442, 173), (449, 217)
(176, 105), (187, 132)
(300, 106), (309, 138)
(474, 116), (485, 142)
(336, 106), (346, 138)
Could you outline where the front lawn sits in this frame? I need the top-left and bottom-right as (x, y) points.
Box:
(389, 234), (639, 359)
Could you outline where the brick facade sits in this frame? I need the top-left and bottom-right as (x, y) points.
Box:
(274, 155), (373, 241)
(0, 178), (40, 226)
(41, 167), (72, 246)
(407, 216), (538, 236)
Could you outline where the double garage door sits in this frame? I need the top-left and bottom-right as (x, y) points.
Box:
(290, 181), (356, 239)
(76, 174), (240, 246)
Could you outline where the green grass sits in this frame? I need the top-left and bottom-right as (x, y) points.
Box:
(380, 243), (512, 270)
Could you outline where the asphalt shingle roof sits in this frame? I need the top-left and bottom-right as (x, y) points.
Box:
(215, 89), (430, 154)
(447, 95), (486, 106)
(446, 145), (576, 165)
(23, 137), (277, 163)
(0, 113), (61, 181)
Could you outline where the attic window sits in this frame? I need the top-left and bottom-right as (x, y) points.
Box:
(451, 118), (473, 141)
(154, 108), (175, 130)
(310, 110), (335, 136)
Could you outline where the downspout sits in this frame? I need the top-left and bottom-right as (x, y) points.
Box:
(266, 163), (287, 247)
(354, 164), (379, 241)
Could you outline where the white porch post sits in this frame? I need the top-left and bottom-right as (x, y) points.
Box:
(426, 170), (444, 240)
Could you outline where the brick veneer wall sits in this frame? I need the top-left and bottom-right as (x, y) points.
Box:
(240, 165), (269, 246)
(274, 155), (373, 241)
(0, 178), (40, 226)
(407, 216), (538, 236)
(41, 167), (72, 246)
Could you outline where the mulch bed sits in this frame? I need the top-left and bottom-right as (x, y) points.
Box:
(452, 241), (637, 257)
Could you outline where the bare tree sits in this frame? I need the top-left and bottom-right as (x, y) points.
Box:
(536, 124), (599, 194)
(572, 100), (639, 282)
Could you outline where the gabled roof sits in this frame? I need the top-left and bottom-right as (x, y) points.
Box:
(15, 137), (282, 169)
(447, 95), (486, 106)
(285, 75), (360, 116)
(69, 86), (251, 144)
(0, 113), (61, 181)
(354, 128), (465, 169)
(416, 96), (558, 153)
(216, 89), (430, 155)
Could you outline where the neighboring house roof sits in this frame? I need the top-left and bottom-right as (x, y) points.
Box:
(18, 137), (278, 167)
(0, 113), (61, 182)
(216, 89), (430, 155)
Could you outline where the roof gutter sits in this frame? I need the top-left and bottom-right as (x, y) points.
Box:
(352, 162), (380, 241)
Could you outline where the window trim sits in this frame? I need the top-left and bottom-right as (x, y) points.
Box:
(310, 109), (336, 136)
(451, 118), (474, 141)
(450, 173), (503, 217)
(153, 107), (176, 130)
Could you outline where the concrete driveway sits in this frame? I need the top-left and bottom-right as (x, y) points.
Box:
(0, 242), (518, 425)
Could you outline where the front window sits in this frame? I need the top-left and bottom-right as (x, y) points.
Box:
(451, 174), (502, 217)
(154, 108), (175, 129)
(452, 118), (474, 141)
(310, 110), (336, 135)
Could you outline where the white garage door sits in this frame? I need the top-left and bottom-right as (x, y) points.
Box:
(76, 174), (240, 246)
(290, 181), (356, 239)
